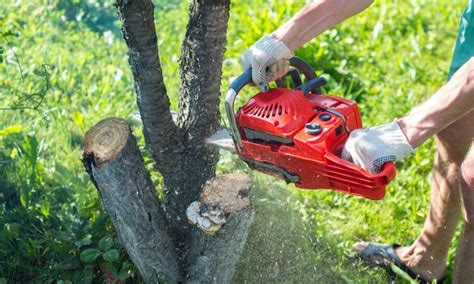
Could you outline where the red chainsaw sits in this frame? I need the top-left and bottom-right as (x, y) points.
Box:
(209, 57), (396, 200)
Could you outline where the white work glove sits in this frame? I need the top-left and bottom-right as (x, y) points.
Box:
(341, 121), (415, 173)
(240, 35), (293, 91)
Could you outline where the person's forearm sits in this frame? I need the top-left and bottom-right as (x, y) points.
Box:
(398, 59), (474, 148)
(271, 0), (374, 51)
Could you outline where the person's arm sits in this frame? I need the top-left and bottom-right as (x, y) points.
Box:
(342, 58), (474, 173)
(397, 57), (474, 148)
(241, 0), (374, 91)
(271, 0), (374, 52)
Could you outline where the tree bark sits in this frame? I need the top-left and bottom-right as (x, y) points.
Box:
(105, 0), (255, 281)
(187, 209), (254, 283)
(115, 0), (179, 175)
(178, 0), (230, 140)
(82, 118), (178, 283)
(162, 0), (231, 247)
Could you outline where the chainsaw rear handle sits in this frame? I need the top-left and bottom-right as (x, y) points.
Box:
(325, 151), (397, 185)
(225, 56), (320, 151)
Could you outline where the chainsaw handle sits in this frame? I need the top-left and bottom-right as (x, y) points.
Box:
(225, 56), (318, 152)
(228, 68), (252, 96)
(228, 57), (318, 94)
(284, 57), (319, 91)
(225, 72), (251, 151)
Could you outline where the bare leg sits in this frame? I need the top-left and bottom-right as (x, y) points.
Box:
(453, 143), (474, 283)
(354, 59), (474, 281)
(395, 112), (473, 280)
(354, 112), (473, 281)
(383, 59), (474, 280)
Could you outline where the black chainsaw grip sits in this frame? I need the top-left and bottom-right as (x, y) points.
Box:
(288, 57), (317, 82)
(229, 57), (319, 94)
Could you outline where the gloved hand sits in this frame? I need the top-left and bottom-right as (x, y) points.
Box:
(341, 121), (415, 173)
(240, 35), (293, 91)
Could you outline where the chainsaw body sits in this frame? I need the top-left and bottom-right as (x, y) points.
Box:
(225, 57), (395, 200)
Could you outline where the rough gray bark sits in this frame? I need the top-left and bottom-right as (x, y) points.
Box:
(187, 209), (254, 283)
(178, 0), (230, 139)
(161, 0), (231, 249)
(115, 0), (231, 244)
(115, 0), (179, 175)
(82, 118), (179, 283)
(83, 0), (255, 282)
(82, 118), (255, 282)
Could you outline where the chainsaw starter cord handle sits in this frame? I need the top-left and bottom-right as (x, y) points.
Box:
(225, 56), (320, 152)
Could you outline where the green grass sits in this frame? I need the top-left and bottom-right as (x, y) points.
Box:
(0, 0), (467, 282)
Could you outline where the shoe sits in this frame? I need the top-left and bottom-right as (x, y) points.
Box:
(355, 242), (445, 283)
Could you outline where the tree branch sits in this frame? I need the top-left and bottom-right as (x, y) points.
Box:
(83, 118), (179, 283)
(115, 0), (179, 174)
(160, 0), (231, 243)
(177, 0), (231, 142)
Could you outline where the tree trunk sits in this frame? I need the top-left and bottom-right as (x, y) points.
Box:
(163, 0), (231, 241)
(82, 117), (255, 282)
(82, 0), (255, 282)
(82, 118), (178, 283)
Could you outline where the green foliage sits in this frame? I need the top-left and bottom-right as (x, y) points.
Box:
(0, 15), (54, 110)
(0, 16), (18, 64)
(55, 0), (118, 35)
(0, 126), (136, 282)
(0, 1), (137, 282)
(0, 0), (466, 282)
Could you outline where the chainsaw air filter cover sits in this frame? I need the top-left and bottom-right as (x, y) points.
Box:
(239, 88), (314, 140)
(226, 57), (396, 200)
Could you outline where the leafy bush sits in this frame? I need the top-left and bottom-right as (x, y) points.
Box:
(0, 124), (138, 282)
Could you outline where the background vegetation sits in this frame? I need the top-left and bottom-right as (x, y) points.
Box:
(0, 0), (465, 282)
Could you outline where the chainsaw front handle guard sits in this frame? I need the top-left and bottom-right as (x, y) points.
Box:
(225, 57), (318, 152)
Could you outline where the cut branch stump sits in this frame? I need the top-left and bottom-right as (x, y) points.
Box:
(82, 118), (178, 283)
(186, 173), (254, 282)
